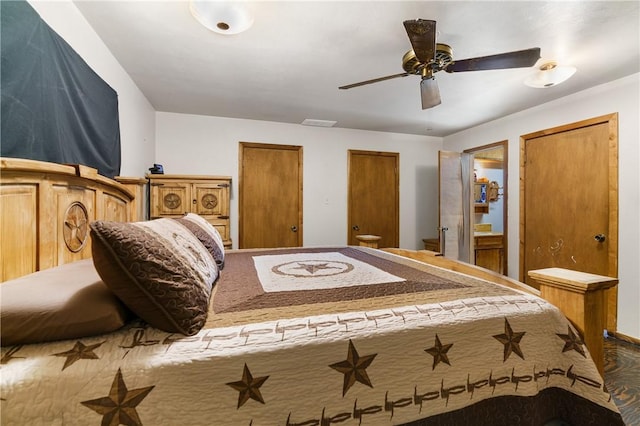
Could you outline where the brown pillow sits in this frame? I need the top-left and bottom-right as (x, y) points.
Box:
(0, 259), (130, 346)
(173, 213), (225, 269)
(89, 218), (218, 335)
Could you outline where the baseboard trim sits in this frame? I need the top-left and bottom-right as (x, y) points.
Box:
(608, 331), (640, 346)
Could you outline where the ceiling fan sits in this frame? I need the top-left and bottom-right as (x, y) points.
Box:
(339, 19), (541, 109)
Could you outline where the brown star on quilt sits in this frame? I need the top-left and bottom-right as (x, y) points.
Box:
(81, 368), (155, 425)
(329, 339), (377, 396)
(1, 346), (24, 365)
(293, 262), (340, 274)
(52, 341), (104, 371)
(226, 363), (270, 408)
(425, 334), (453, 370)
(493, 318), (526, 361)
(557, 326), (587, 357)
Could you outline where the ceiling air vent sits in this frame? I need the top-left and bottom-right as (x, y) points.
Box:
(301, 119), (337, 128)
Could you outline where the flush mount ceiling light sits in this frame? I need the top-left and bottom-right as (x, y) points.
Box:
(524, 62), (577, 88)
(189, 1), (254, 35)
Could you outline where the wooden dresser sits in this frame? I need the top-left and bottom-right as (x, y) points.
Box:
(422, 238), (440, 252)
(147, 174), (232, 248)
(0, 158), (144, 282)
(474, 233), (504, 274)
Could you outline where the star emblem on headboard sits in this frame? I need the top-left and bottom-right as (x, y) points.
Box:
(63, 202), (88, 253)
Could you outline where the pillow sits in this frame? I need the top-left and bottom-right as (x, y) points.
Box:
(0, 259), (130, 346)
(89, 218), (218, 335)
(173, 213), (225, 269)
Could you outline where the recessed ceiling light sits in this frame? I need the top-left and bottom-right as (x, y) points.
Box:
(189, 1), (254, 35)
(301, 119), (337, 127)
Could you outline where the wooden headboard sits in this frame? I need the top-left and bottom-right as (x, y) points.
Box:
(0, 157), (146, 282)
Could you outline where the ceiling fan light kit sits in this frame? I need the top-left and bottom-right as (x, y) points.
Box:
(524, 62), (577, 88)
(339, 19), (541, 110)
(189, 1), (254, 35)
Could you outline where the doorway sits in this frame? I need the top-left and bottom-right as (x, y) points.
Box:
(437, 141), (507, 274)
(238, 142), (303, 249)
(520, 113), (618, 329)
(347, 150), (399, 248)
(466, 142), (508, 275)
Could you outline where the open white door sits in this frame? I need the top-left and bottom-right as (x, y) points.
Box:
(438, 151), (473, 262)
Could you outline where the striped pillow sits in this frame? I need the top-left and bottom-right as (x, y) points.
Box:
(173, 213), (225, 269)
(90, 218), (218, 335)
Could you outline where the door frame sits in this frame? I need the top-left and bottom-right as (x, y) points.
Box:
(519, 113), (619, 330)
(238, 142), (304, 248)
(464, 140), (508, 275)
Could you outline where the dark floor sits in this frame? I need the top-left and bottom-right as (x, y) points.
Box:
(604, 337), (640, 425)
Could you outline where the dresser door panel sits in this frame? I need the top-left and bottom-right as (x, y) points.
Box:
(193, 184), (227, 217)
(151, 184), (189, 216)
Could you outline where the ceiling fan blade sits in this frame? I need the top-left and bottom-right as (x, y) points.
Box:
(339, 72), (410, 90)
(420, 77), (441, 109)
(445, 47), (541, 73)
(403, 19), (436, 64)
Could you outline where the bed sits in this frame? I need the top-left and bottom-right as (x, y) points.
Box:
(0, 158), (624, 425)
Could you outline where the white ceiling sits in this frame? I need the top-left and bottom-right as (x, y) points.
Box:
(73, 1), (640, 137)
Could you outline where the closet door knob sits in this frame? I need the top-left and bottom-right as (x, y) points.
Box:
(594, 234), (606, 243)
(291, 226), (298, 232)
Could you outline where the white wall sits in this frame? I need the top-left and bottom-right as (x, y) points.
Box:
(444, 74), (640, 340)
(29, 0), (155, 177)
(156, 113), (442, 250)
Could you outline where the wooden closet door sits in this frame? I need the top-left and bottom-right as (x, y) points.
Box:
(239, 142), (303, 248)
(520, 114), (618, 330)
(347, 150), (399, 248)
(522, 120), (615, 282)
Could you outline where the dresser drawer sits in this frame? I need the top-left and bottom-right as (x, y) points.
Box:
(474, 234), (503, 248)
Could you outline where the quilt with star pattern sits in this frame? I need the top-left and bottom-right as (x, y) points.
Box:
(0, 246), (624, 425)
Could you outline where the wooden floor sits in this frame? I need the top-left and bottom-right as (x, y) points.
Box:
(604, 337), (640, 425)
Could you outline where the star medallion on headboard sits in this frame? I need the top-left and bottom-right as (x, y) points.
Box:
(63, 202), (89, 253)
